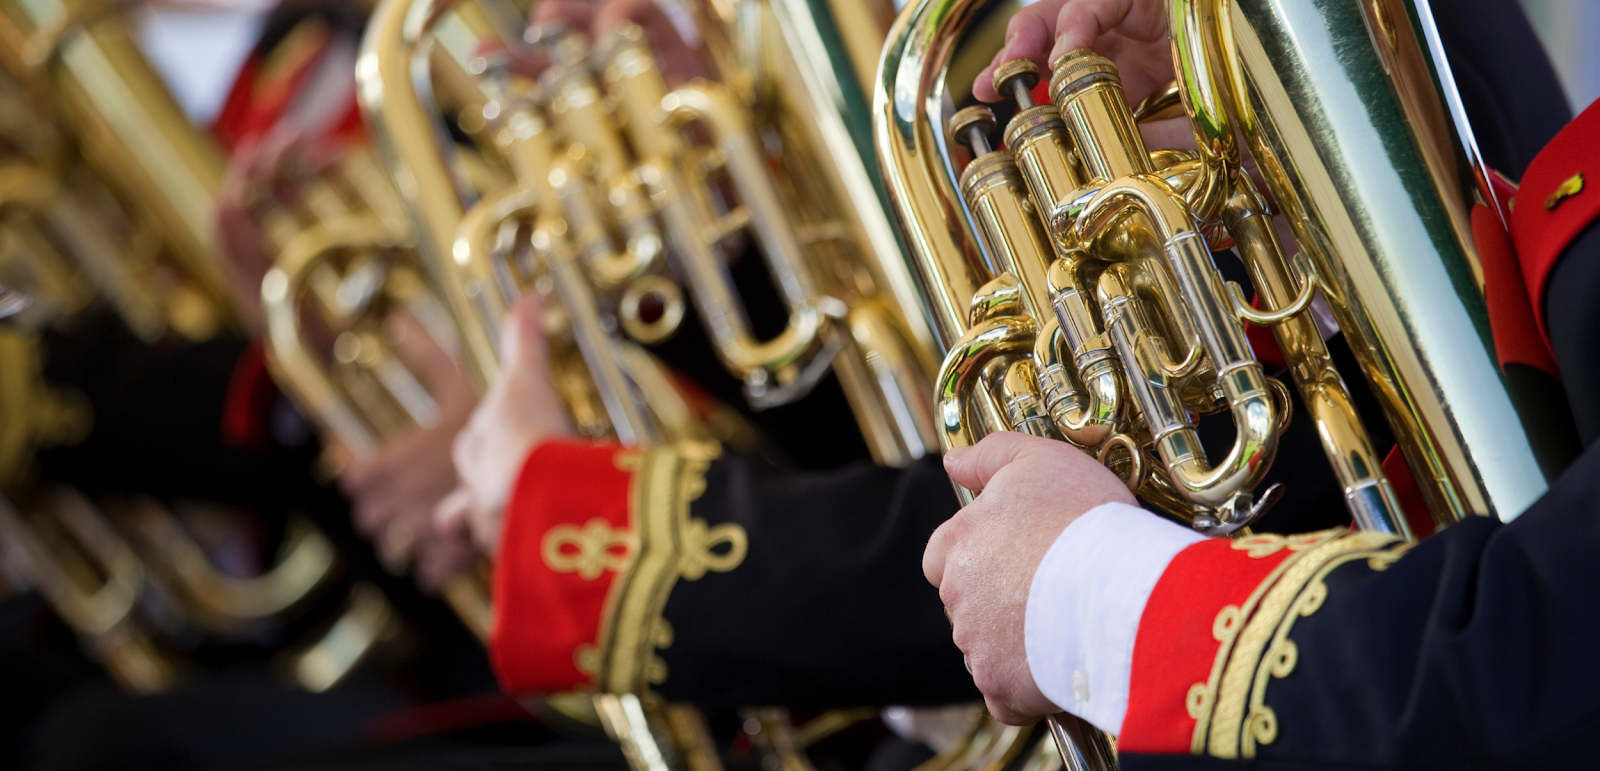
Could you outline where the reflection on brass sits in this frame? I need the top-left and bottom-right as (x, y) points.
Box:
(288, 581), (401, 692)
(261, 215), (496, 642)
(0, 0), (237, 339)
(126, 500), (340, 632)
(873, 0), (1551, 763)
(359, 0), (938, 466)
(0, 489), (177, 694)
(1545, 173), (1584, 211)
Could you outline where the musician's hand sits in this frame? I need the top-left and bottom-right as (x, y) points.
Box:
(532, 0), (713, 87)
(436, 292), (574, 556)
(973, 0), (1172, 106)
(924, 432), (1135, 725)
(338, 313), (478, 593)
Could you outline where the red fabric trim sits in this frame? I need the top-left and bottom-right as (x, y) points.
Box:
(211, 20), (339, 151)
(1243, 295), (1287, 370)
(1511, 99), (1600, 343)
(490, 439), (631, 695)
(221, 342), (278, 449)
(1119, 540), (1294, 753)
(1475, 204), (1560, 377)
(213, 55), (264, 152)
(1381, 446), (1433, 539)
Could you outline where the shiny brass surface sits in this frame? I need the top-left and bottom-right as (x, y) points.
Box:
(1221, 0), (1553, 523)
(871, 0), (1544, 762)
(0, 0), (235, 336)
(0, 10), (415, 691)
(0, 489), (176, 694)
(360, 0), (937, 466)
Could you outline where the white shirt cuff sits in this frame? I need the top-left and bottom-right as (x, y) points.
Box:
(1024, 501), (1206, 735)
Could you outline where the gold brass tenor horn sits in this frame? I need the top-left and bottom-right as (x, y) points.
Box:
(358, 0), (940, 467)
(877, 0), (1567, 765)
(0, 0), (431, 686)
(0, 0), (238, 340)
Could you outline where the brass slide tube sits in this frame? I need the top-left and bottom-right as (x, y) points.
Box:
(1222, 175), (1408, 537)
(1082, 177), (1277, 509)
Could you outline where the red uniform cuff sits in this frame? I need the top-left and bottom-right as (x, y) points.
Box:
(1119, 536), (1299, 754)
(490, 439), (632, 695)
(1119, 530), (1412, 759)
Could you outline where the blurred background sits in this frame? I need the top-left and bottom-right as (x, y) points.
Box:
(1522, 0), (1600, 112)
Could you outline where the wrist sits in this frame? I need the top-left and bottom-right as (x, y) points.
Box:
(1024, 502), (1205, 735)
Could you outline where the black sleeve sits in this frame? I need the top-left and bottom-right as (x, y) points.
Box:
(656, 454), (977, 709)
(1127, 438), (1600, 771)
(1435, 0), (1571, 179)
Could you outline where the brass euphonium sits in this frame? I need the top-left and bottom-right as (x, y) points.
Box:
(357, 0), (945, 767)
(359, 0), (940, 467)
(259, 162), (497, 641)
(0, 0), (430, 688)
(877, 0), (1567, 765)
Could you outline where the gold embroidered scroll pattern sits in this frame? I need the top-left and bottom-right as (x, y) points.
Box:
(543, 519), (639, 580)
(590, 441), (745, 695)
(1189, 530), (1411, 759)
(1186, 528), (1344, 754)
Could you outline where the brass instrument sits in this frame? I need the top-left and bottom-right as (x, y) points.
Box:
(0, 0), (419, 689)
(877, 0), (1566, 765)
(354, 0), (948, 768)
(260, 187), (496, 641)
(358, 0), (939, 467)
(0, 0), (237, 341)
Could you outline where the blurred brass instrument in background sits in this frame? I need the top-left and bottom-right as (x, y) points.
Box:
(259, 157), (496, 640)
(359, 0), (940, 466)
(0, 0), (415, 692)
(876, 0), (1568, 765)
(350, 0), (942, 766)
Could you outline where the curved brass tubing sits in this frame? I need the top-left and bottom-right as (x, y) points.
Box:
(647, 83), (836, 405)
(935, 314), (1039, 500)
(1082, 176), (1278, 514)
(357, 0), (497, 389)
(0, 489), (175, 694)
(128, 500), (339, 629)
(262, 218), (411, 458)
(1166, 0), (1234, 222)
(1222, 173), (1409, 537)
(539, 28), (665, 290)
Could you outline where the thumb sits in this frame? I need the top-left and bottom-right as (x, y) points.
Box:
(500, 291), (549, 373)
(434, 487), (481, 554)
(944, 431), (1042, 492)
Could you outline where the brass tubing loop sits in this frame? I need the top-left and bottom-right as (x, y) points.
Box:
(361, 0), (937, 466)
(871, 0), (1550, 762)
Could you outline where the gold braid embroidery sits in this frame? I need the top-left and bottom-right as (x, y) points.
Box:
(583, 440), (747, 694)
(542, 519), (638, 580)
(1185, 528), (1343, 753)
(1189, 530), (1413, 759)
